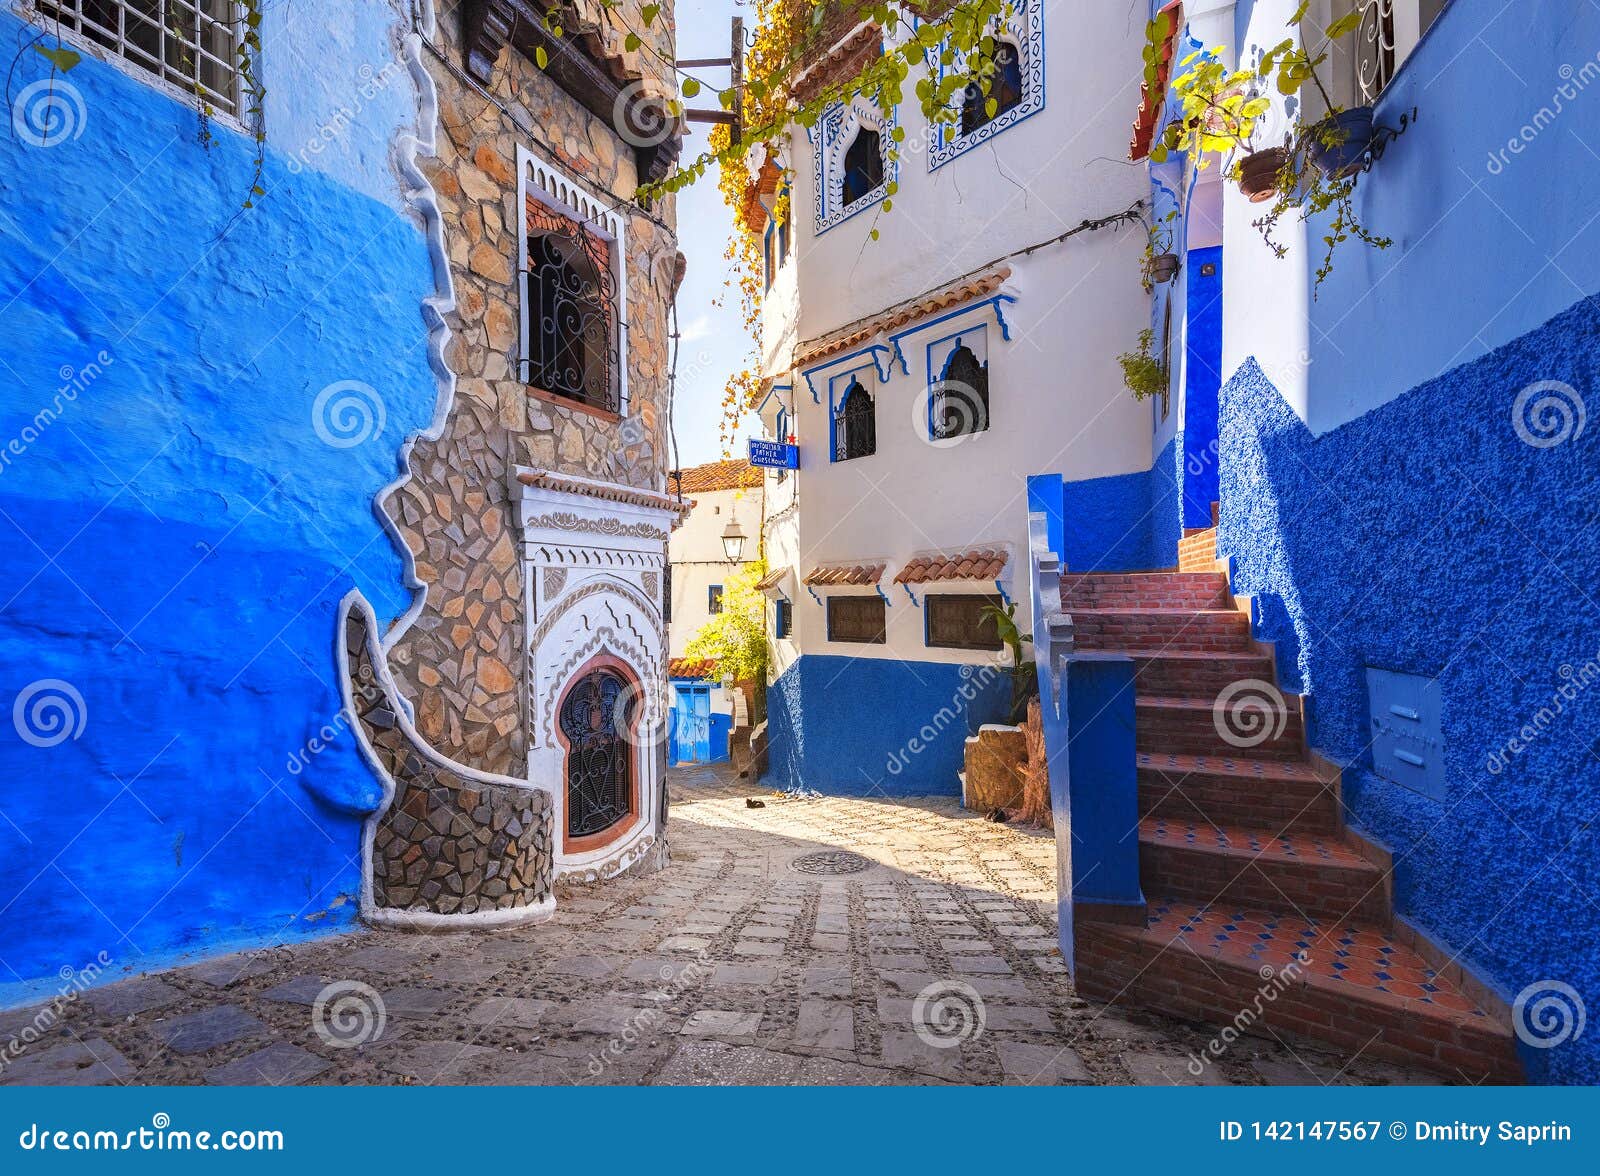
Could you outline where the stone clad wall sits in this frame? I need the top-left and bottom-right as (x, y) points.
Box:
(346, 608), (554, 917)
(382, 5), (680, 776)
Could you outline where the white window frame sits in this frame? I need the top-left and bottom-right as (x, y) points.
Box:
(16, 0), (249, 125)
(516, 143), (630, 417)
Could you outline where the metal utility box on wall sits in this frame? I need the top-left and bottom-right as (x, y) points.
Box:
(1365, 668), (1446, 800)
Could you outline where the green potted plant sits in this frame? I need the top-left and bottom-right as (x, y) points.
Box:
(1149, 2), (1390, 290)
(1118, 327), (1169, 403)
(980, 601), (1037, 725)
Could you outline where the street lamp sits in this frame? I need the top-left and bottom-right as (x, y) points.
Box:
(721, 519), (747, 563)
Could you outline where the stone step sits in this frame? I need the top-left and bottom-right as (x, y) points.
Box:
(1061, 571), (1230, 611)
(1070, 608), (1251, 654)
(1135, 695), (1305, 761)
(1076, 898), (1522, 1083)
(1126, 649), (1277, 698)
(1137, 817), (1390, 924)
(1138, 752), (1340, 835)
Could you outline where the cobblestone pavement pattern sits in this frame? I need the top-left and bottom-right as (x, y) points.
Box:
(1, 765), (1432, 1086)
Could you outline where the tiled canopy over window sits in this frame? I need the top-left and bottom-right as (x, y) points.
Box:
(34, 0), (245, 117)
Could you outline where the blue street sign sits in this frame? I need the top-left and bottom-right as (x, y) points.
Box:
(748, 438), (799, 469)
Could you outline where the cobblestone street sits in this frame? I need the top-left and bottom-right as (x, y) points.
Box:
(1, 766), (1430, 1086)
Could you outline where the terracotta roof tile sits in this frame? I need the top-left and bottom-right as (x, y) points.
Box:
(894, 548), (1009, 584)
(802, 562), (886, 587)
(796, 266), (1011, 369)
(517, 469), (691, 514)
(755, 567), (789, 592)
(668, 459), (764, 495)
(1130, 2), (1184, 162)
(669, 658), (719, 680)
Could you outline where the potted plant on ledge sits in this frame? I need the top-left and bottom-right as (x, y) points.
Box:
(1148, 2), (1392, 291)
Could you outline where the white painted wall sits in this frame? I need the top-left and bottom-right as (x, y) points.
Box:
(756, 0), (1153, 665)
(667, 483), (764, 658)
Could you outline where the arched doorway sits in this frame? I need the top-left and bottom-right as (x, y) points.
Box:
(557, 655), (640, 854)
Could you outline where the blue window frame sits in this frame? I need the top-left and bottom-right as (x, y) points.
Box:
(708, 584), (724, 614)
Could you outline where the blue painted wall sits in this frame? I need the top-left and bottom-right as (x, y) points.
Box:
(1218, 294), (1600, 1084)
(1047, 436), (1182, 573)
(1180, 245), (1223, 528)
(763, 655), (1011, 796)
(0, 9), (433, 1002)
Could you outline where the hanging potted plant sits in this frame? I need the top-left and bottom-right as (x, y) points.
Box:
(1140, 214), (1181, 290)
(1150, 3), (1391, 293)
(1117, 328), (1169, 402)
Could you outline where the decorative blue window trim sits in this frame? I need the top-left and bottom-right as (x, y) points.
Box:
(708, 584), (725, 614)
(826, 363), (880, 463)
(810, 96), (898, 234)
(801, 345), (894, 404)
(887, 295), (1016, 376)
(762, 221), (776, 292)
(925, 0), (1045, 171)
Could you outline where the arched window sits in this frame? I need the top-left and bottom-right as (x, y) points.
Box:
(525, 214), (617, 412)
(961, 41), (1023, 137)
(560, 665), (635, 841)
(932, 342), (990, 440)
(834, 379), (876, 461)
(841, 128), (884, 206)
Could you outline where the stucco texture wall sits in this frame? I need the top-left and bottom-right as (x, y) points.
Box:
(0, 10), (435, 999)
(763, 655), (1011, 796)
(1218, 295), (1600, 1084)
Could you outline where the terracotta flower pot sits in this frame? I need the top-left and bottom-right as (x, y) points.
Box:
(1150, 253), (1180, 283)
(1238, 147), (1289, 203)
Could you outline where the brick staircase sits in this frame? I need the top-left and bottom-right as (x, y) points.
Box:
(1059, 548), (1522, 1082)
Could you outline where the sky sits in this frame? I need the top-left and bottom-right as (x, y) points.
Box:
(667, 0), (753, 471)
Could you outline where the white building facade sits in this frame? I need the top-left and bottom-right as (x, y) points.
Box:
(748, 1), (1157, 795)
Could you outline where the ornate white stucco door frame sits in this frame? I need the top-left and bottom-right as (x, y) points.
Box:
(510, 467), (680, 881)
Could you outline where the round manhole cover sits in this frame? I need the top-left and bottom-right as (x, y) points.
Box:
(789, 850), (874, 876)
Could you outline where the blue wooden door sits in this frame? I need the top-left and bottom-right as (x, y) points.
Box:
(672, 684), (712, 763)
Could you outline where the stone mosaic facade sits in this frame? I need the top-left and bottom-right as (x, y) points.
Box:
(345, 605), (555, 918)
(381, 0), (683, 777)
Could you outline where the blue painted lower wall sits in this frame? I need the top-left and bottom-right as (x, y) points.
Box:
(763, 656), (1011, 796)
(0, 27), (434, 1002)
(1218, 294), (1600, 1084)
(1181, 245), (1223, 529)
